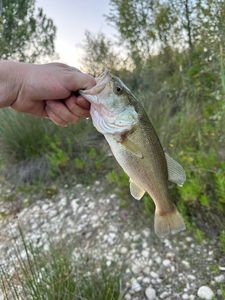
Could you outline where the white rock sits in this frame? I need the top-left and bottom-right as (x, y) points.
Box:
(142, 229), (150, 238)
(107, 232), (116, 245)
(150, 271), (158, 278)
(197, 286), (214, 300)
(160, 291), (170, 298)
(163, 259), (171, 267)
(163, 239), (172, 247)
(214, 274), (225, 283)
(142, 241), (148, 248)
(124, 232), (130, 240)
(88, 202), (95, 209)
(171, 265), (175, 272)
(109, 232), (116, 239)
(189, 295), (195, 300)
(155, 256), (162, 264)
(43, 243), (50, 251)
(166, 252), (175, 260)
(42, 203), (49, 210)
(145, 287), (156, 300)
(131, 280), (142, 292)
(91, 215), (98, 222)
(71, 199), (78, 213)
(120, 247), (128, 254)
(131, 263), (142, 274)
(182, 293), (189, 299)
(187, 274), (196, 280)
(133, 234), (141, 242)
(142, 250), (149, 258)
(143, 266), (150, 275)
(0, 294), (4, 300)
(59, 196), (67, 206)
(143, 277), (151, 284)
(106, 260), (111, 267)
(182, 260), (190, 269)
(77, 206), (83, 214)
(148, 259), (153, 266)
(137, 276), (143, 282)
(125, 294), (131, 300)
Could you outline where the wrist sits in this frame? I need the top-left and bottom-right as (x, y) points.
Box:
(0, 61), (27, 108)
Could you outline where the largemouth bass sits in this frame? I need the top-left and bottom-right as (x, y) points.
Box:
(80, 71), (186, 238)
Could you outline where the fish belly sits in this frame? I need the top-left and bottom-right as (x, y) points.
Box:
(104, 133), (173, 213)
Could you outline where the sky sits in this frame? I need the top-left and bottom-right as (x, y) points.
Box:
(36, 0), (117, 68)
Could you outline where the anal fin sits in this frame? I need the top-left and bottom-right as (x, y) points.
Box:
(129, 179), (145, 200)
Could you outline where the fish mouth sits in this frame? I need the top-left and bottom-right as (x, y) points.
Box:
(80, 70), (111, 96)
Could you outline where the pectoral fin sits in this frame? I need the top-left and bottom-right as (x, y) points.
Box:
(121, 138), (143, 158)
(165, 153), (186, 186)
(129, 179), (145, 200)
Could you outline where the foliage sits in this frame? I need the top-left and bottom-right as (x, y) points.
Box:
(81, 31), (120, 75)
(0, 109), (53, 162)
(219, 231), (225, 254)
(106, 169), (129, 196)
(0, 231), (126, 300)
(0, 109), (111, 185)
(107, 0), (225, 67)
(0, 0), (56, 62)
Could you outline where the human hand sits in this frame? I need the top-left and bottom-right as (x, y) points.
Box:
(0, 61), (95, 126)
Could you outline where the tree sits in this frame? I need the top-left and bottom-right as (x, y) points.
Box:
(0, 0), (56, 62)
(107, 0), (179, 67)
(81, 31), (120, 76)
(195, 0), (225, 52)
(107, 0), (225, 68)
(107, 0), (154, 65)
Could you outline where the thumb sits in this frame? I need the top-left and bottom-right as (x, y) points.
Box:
(67, 70), (96, 91)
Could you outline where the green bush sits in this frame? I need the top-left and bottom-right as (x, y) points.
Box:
(219, 231), (225, 254)
(0, 109), (111, 185)
(0, 109), (53, 162)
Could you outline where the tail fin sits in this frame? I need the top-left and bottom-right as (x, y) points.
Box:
(154, 207), (186, 238)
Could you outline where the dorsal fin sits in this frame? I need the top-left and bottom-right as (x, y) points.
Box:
(165, 153), (186, 186)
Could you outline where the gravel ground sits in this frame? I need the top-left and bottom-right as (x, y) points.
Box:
(0, 180), (225, 300)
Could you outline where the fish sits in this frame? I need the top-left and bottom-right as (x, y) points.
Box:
(80, 71), (186, 238)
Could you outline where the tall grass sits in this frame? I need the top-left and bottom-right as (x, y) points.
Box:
(0, 109), (53, 162)
(220, 45), (225, 93)
(0, 109), (99, 163)
(0, 108), (111, 185)
(0, 230), (126, 300)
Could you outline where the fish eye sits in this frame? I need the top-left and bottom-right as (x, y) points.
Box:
(114, 84), (123, 95)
